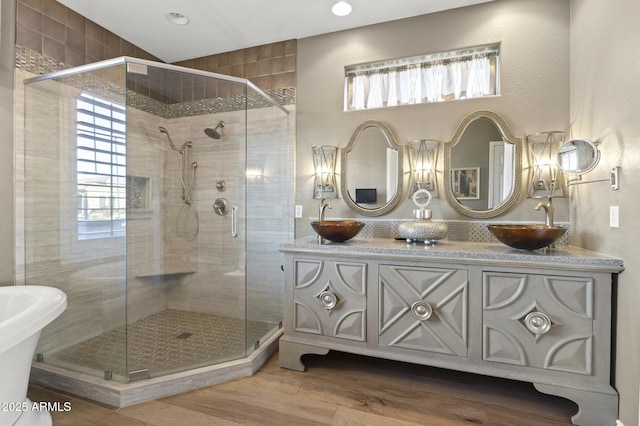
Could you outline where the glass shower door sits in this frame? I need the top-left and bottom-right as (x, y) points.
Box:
(24, 64), (129, 382)
(124, 64), (249, 380)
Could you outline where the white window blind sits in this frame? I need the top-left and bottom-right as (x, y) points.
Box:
(76, 93), (127, 240)
(344, 45), (499, 111)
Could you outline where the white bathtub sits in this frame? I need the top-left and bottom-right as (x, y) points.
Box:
(0, 286), (67, 426)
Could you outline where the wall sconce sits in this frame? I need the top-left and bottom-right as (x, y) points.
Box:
(408, 139), (438, 198)
(312, 145), (338, 199)
(526, 131), (565, 198)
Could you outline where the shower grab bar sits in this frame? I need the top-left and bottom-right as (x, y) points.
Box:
(231, 205), (238, 238)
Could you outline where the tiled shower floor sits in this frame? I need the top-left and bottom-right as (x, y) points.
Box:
(45, 310), (277, 381)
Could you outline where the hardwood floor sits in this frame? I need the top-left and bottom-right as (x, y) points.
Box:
(27, 351), (576, 425)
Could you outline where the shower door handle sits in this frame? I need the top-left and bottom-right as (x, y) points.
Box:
(231, 205), (238, 238)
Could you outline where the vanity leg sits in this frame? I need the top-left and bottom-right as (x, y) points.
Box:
(533, 383), (618, 426)
(279, 339), (329, 372)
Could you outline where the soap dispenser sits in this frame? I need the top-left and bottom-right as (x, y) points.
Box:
(398, 189), (448, 245)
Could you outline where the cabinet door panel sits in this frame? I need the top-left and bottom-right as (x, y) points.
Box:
(482, 271), (593, 374)
(378, 265), (468, 356)
(293, 258), (367, 341)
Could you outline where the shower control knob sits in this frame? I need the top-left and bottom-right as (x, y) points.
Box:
(213, 198), (229, 216)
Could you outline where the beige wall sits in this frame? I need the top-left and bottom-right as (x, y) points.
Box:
(295, 0), (570, 233)
(570, 0), (640, 424)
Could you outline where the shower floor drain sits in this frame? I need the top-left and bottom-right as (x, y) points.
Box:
(176, 332), (193, 339)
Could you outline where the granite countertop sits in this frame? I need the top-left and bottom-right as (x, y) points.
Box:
(280, 237), (624, 272)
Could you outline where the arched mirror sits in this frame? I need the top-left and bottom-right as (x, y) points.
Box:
(444, 111), (523, 218)
(557, 138), (600, 174)
(341, 120), (405, 216)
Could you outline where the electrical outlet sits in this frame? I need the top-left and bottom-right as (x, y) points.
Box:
(294, 205), (303, 218)
(609, 206), (619, 228)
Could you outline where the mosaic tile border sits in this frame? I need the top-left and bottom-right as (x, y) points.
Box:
(17, 47), (295, 119)
(308, 219), (572, 246)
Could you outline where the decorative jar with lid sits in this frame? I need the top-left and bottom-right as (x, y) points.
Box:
(398, 189), (448, 245)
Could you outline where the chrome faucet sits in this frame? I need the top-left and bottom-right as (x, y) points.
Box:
(318, 198), (332, 221)
(317, 198), (332, 244)
(534, 195), (554, 227)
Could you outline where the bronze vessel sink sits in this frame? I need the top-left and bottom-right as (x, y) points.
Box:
(311, 220), (365, 242)
(487, 224), (567, 250)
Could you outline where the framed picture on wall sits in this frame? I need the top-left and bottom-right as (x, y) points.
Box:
(451, 167), (480, 199)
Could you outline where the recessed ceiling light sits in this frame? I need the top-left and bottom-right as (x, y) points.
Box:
(166, 12), (190, 25)
(331, 1), (352, 17)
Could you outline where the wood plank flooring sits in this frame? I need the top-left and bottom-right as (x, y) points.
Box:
(27, 351), (576, 425)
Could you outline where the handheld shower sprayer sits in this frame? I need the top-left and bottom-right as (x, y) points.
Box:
(159, 126), (178, 151)
(204, 121), (225, 139)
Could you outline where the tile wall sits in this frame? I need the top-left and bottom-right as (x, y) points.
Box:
(16, 0), (158, 68)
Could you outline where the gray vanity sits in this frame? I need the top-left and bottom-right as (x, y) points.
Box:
(283, 109), (623, 425)
(279, 238), (623, 426)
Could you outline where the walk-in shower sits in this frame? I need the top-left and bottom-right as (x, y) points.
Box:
(20, 57), (292, 406)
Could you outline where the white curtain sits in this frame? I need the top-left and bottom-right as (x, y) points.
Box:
(386, 70), (398, 107)
(366, 72), (384, 108)
(348, 54), (493, 110)
(350, 74), (366, 110)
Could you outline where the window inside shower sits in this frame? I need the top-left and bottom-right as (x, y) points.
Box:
(76, 93), (127, 240)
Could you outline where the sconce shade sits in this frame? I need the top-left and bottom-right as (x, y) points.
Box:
(526, 131), (565, 198)
(313, 145), (338, 199)
(408, 139), (438, 197)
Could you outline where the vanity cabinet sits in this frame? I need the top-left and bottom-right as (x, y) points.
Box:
(377, 264), (468, 357)
(291, 258), (367, 342)
(482, 271), (595, 374)
(279, 238), (623, 426)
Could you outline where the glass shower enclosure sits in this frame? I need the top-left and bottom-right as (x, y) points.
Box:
(22, 57), (291, 385)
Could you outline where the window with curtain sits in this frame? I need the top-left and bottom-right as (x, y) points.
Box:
(76, 93), (127, 240)
(344, 45), (499, 111)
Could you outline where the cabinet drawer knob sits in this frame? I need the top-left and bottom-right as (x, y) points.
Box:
(411, 301), (433, 321)
(319, 291), (338, 310)
(524, 311), (552, 335)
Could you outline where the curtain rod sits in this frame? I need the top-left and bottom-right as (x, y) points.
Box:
(345, 45), (498, 77)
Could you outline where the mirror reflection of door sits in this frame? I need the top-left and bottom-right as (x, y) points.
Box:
(444, 111), (522, 219)
(450, 117), (515, 211)
(346, 126), (394, 209)
(488, 141), (514, 209)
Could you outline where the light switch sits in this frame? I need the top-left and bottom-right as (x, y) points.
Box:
(294, 205), (303, 218)
(609, 206), (619, 228)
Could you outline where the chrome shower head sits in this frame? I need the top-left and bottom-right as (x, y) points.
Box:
(204, 121), (225, 140)
(159, 126), (178, 151)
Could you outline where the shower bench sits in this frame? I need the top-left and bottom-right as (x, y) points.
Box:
(279, 237), (623, 426)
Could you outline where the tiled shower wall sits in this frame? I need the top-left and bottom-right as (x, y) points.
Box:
(173, 40), (296, 100)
